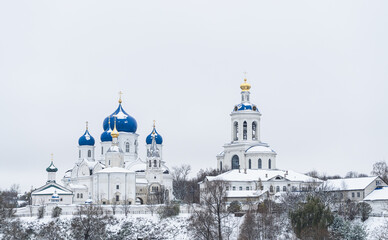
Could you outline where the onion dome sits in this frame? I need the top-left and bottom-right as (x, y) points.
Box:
(146, 121), (163, 144)
(78, 122), (95, 146)
(100, 117), (113, 142)
(46, 161), (58, 172)
(240, 78), (251, 91)
(102, 101), (137, 133)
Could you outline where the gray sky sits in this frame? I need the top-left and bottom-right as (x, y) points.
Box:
(0, 1), (387, 192)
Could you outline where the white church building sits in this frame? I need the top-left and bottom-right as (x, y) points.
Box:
(32, 96), (173, 206)
(201, 78), (322, 202)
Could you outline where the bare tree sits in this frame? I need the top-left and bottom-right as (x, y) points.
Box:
(120, 197), (131, 217)
(71, 205), (110, 240)
(172, 164), (191, 202)
(371, 160), (388, 183)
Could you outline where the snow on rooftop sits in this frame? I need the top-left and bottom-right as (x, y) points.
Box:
(364, 187), (388, 201)
(246, 145), (274, 153)
(206, 169), (321, 183)
(68, 184), (87, 189)
(128, 162), (146, 172)
(226, 190), (266, 198)
(136, 178), (148, 184)
(96, 167), (133, 173)
(32, 186), (72, 195)
(325, 176), (378, 191)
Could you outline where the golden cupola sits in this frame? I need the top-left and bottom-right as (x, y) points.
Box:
(111, 117), (119, 138)
(240, 78), (251, 91)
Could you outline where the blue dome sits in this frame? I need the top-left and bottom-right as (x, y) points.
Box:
(146, 128), (163, 145)
(234, 103), (259, 112)
(103, 104), (137, 133)
(78, 129), (95, 146)
(100, 129), (112, 142)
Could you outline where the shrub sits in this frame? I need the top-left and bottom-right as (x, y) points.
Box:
(228, 201), (241, 213)
(37, 206), (45, 219)
(51, 206), (62, 218)
(357, 202), (372, 222)
(158, 204), (180, 219)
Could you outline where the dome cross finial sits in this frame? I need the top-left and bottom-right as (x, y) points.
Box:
(118, 91), (123, 104)
(240, 73), (251, 91)
(153, 120), (156, 128)
(51, 153), (53, 163)
(86, 121), (88, 130)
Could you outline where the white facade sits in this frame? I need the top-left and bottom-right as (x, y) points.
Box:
(217, 79), (277, 171)
(61, 98), (173, 205)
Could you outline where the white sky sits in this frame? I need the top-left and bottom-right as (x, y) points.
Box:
(0, 1), (387, 192)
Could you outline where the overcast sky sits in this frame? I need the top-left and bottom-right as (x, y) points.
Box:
(0, 1), (387, 192)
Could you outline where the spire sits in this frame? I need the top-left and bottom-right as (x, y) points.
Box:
(111, 115), (119, 138)
(118, 91), (123, 104)
(86, 121), (88, 130)
(153, 120), (156, 128)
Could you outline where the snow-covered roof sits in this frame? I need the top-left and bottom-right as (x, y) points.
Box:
(206, 169), (321, 183)
(246, 145), (275, 154)
(226, 190), (266, 198)
(364, 187), (388, 201)
(128, 162), (146, 172)
(325, 176), (378, 191)
(136, 178), (148, 184)
(96, 167), (133, 173)
(32, 182), (73, 196)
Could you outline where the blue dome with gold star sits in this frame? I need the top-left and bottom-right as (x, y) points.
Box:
(78, 129), (95, 146)
(146, 127), (163, 145)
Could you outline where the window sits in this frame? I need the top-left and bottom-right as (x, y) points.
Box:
(258, 159), (262, 169)
(233, 122), (238, 141)
(357, 192), (360, 198)
(243, 121), (247, 140)
(102, 201), (106, 205)
(101, 147), (103, 155)
(226, 186), (229, 191)
(270, 185), (274, 193)
(80, 193), (83, 198)
(126, 142), (130, 152)
(232, 186), (236, 191)
(246, 186), (249, 190)
(88, 150), (91, 158)
(260, 185), (263, 190)
(276, 186), (280, 192)
(283, 186), (286, 192)
(252, 122), (257, 140)
(239, 186), (242, 191)
(152, 186), (159, 192)
(159, 161), (161, 167)
(149, 160), (151, 167)
(352, 192), (355, 198)
(268, 159), (271, 169)
(116, 185), (119, 190)
(248, 159), (251, 169)
(109, 160), (111, 166)
(220, 161), (223, 171)
(153, 160), (157, 167)
(116, 195), (119, 201)
(232, 155), (239, 169)
(77, 193), (79, 198)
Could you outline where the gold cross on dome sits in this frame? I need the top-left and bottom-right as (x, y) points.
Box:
(51, 153), (53, 162)
(118, 91), (123, 103)
(153, 120), (156, 128)
(86, 121), (88, 130)
(243, 71), (247, 80)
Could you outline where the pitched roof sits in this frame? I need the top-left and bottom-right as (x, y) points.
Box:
(32, 182), (73, 195)
(325, 176), (378, 191)
(206, 169), (321, 183)
(364, 187), (388, 201)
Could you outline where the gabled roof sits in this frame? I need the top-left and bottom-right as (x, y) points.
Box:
(364, 186), (388, 201)
(325, 176), (378, 191)
(205, 169), (321, 183)
(32, 182), (73, 196)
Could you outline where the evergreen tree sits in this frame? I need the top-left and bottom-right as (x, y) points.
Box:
(289, 195), (334, 239)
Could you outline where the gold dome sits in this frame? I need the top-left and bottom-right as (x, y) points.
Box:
(111, 117), (119, 138)
(240, 78), (251, 91)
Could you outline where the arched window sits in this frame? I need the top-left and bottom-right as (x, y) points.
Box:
(283, 186), (287, 192)
(101, 147), (103, 155)
(153, 160), (157, 167)
(159, 160), (161, 167)
(248, 159), (251, 169)
(270, 185), (274, 193)
(268, 159), (272, 169)
(126, 142), (130, 153)
(88, 150), (91, 158)
(258, 159), (262, 169)
(276, 186), (280, 192)
(149, 160), (151, 167)
(231, 155), (239, 170)
(243, 121), (247, 140)
(233, 122), (238, 141)
(220, 161), (223, 171)
(79, 150), (81, 158)
(252, 122), (257, 140)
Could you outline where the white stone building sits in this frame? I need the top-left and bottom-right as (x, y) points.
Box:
(59, 96), (173, 205)
(201, 78), (321, 203)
